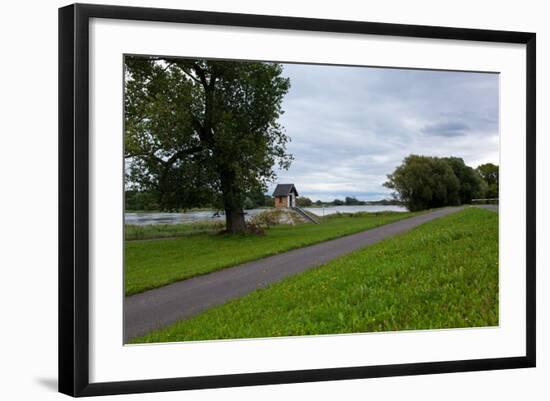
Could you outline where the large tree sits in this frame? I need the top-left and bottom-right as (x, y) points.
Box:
(124, 57), (292, 233)
(384, 155), (496, 211)
(384, 155), (460, 211)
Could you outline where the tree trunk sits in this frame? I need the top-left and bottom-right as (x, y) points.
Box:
(225, 207), (246, 234)
(220, 169), (247, 234)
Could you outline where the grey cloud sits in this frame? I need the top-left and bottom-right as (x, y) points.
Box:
(422, 122), (471, 137)
(270, 63), (499, 202)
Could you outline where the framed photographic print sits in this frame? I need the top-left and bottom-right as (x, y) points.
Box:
(58, 3), (536, 397)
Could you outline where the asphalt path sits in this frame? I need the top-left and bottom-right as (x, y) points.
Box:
(124, 207), (464, 341)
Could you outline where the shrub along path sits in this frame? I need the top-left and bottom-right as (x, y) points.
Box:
(124, 207), (463, 341)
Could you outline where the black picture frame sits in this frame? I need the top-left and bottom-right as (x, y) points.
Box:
(59, 3), (536, 397)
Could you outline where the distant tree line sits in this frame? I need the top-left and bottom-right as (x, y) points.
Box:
(296, 196), (401, 207)
(294, 196), (364, 207)
(242, 188), (274, 209)
(126, 187), (275, 212)
(125, 190), (160, 211)
(384, 155), (499, 211)
(329, 197), (365, 206)
(125, 190), (400, 211)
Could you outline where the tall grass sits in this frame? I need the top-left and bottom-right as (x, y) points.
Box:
(125, 220), (225, 241)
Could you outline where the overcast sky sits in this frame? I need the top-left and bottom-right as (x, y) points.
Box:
(269, 63), (499, 202)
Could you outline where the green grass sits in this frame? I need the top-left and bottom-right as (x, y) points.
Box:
(125, 220), (225, 241)
(131, 208), (498, 343)
(125, 211), (419, 296)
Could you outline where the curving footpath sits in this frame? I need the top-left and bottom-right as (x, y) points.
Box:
(124, 207), (464, 341)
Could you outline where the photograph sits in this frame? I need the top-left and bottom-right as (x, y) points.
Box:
(123, 55), (500, 344)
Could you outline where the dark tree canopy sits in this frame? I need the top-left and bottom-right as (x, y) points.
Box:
(383, 155), (491, 211)
(125, 190), (159, 211)
(296, 196), (313, 207)
(442, 157), (487, 204)
(476, 163), (499, 199)
(124, 56), (292, 233)
(344, 196), (366, 206)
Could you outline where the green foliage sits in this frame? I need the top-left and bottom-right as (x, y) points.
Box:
(384, 155), (459, 211)
(242, 197), (256, 210)
(476, 163), (499, 198)
(124, 56), (292, 231)
(296, 196), (313, 207)
(242, 188), (273, 209)
(125, 190), (159, 211)
(385, 155), (490, 211)
(443, 157), (486, 204)
(345, 196), (366, 205)
(125, 211), (419, 295)
(131, 208), (498, 343)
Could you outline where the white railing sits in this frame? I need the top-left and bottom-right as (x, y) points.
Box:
(292, 206), (320, 224)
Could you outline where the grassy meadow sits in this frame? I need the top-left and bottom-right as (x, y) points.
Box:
(130, 207), (498, 343)
(125, 211), (420, 296)
(125, 220), (225, 241)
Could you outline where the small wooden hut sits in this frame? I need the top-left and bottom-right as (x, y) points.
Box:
(272, 184), (299, 208)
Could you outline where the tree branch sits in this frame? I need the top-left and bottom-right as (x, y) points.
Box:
(179, 67), (202, 85)
(165, 145), (203, 166)
(192, 64), (209, 89)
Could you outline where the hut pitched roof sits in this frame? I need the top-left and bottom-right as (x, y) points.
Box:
(272, 184), (299, 197)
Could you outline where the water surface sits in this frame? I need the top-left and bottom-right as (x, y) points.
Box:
(125, 205), (407, 225)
